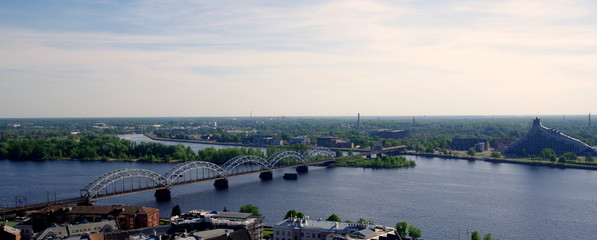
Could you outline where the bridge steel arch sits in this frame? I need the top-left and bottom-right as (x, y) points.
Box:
(82, 168), (167, 199)
(267, 151), (307, 169)
(222, 155), (269, 176)
(303, 147), (335, 159)
(164, 161), (225, 185)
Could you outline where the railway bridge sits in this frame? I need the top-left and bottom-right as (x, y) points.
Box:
(80, 147), (336, 201)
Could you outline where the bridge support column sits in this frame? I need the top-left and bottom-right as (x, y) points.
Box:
(214, 179), (229, 189)
(154, 188), (171, 201)
(259, 171), (273, 180)
(296, 166), (308, 173)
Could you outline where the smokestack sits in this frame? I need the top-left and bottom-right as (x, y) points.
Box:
(357, 113), (360, 129)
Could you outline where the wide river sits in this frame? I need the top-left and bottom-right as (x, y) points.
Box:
(2, 134), (597, 239)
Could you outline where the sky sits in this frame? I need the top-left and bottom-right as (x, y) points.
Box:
(1, 0), (596, 118)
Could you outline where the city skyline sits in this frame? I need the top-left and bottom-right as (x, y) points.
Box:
(1, 0), (596, 118)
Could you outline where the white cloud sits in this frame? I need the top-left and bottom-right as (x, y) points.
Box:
(0, 0), (596, 117)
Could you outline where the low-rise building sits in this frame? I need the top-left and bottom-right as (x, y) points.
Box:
(451, 138), (489, 152)
(317, 137), (339, 148)
(32, 205), (159, 232)
(317, 137), (354, 149)
(33, 220), (118, 240)
(172, 210), (264, 240)
(289, 137), (311, 145)
(370, 130), (407, 139)
(273, 218), (396, 240)
(254, 136), (274, 145)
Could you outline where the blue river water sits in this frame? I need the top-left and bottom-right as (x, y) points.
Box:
(1, 134), (597, 239)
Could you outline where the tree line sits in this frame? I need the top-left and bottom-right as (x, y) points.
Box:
(0, 132), (264, 163)
(330, 155), (416, 168)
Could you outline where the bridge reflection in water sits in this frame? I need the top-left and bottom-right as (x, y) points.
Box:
(80, 147), (336, 201)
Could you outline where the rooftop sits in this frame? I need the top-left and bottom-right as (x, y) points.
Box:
(36, 205), (159, 216)
(275, 218), (369, 232)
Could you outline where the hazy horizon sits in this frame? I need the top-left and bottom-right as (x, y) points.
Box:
(2, 0), (596, 118)
(0, 114), (593, 121)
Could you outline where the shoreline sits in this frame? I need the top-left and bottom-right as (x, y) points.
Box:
(402, 152), (597, 171)
(142, 132), (370, 152)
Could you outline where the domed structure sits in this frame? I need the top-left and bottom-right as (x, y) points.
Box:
(503, 118), (597, 157)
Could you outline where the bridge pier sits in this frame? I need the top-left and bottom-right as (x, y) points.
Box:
(296, 166), (309, 173)
(214, 179), (229, 189)
(259, 171), (273, 180)
(154, 188), (171, 201)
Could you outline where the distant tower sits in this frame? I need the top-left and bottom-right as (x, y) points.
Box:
(357, 113), (361, 129)
(563, 115), (565, 121)
(590, 113), (592, 126)
(250, 111), (252, 119)
(413, 116), (416, 124)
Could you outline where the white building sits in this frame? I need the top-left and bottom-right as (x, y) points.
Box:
(273, 218), (397, 240)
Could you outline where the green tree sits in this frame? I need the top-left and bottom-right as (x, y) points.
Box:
(561, 152), (577, 161)
(549, 155), (557, 162)
(490, 151), (502, 159)
(285, 210), (304, 219)
(239, 204), (262, 216)
(285, 210), (299, 219)
(358, 218), (374, 225)
(408, 225), (422, 239)
(336, 150), (343, 157)
(395, 222), (408, 238)
(171, 204), (181, 217)
(471, 231), (481, 240)
(441, 148), (449, 154)
(483, 233), (492, 240)
(540, 148), (556, 160)
(586, 154), (594, 163)
(326, 214), (341, 222)
(467, 148), (476, 157)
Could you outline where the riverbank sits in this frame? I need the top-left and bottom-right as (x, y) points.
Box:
(143, 132), (369, 152)
(329, 155), (416, 168)
(144, 132), (252, 147)
(402, 152), (597, 171)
